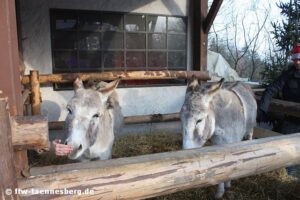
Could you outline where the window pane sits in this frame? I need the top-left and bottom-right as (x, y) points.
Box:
(54, 12), (77, 31)
(168, 34), (186, 50)
(102, 13), (123, 31)
(168, 52), (186, 68)
(148, 52), (166, 68)
(104, 51), (124, 68)
(168, 17), (186, 33)
(103, 32), (123, 50)
(126, 33), (146, 49)
(79, 51), (101, 69)
(148, 33), (166, 49)
(78, 13), (101, 31)
(126, 51), (146, 68)
(78, 33), (100, 50)
(54, 31), (77, 49)
(147, 16), (166, 32)
(125, 14), (146, 32)
(54, 51), (77, 69)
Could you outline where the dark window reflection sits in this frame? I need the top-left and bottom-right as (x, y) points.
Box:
(126, 51), (146, 68)
(126, 33), (146, 49)
(125, 14), (146, 32)
(79, 51), (101, 69)
(148, 52), (166, 68)
(102, 13), (123, 31)
(148, 33), (166, 49)
(104, 51), (124, 68)
(54, 31), (77, 49)
(55, 12), (77, 30)
(78, 13), (101, 31)
(168, 52), (186, 68)
(103, 32), (123, 50)
(78, 33), (100, 50)
(51, 10), (187, 87)
(147, 16), (166, 32)
(168, 17), (186, 33)
(54, 51), (77, 69)
(168, 34), (186, 50)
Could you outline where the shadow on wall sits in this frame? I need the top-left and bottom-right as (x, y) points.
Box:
(162, 0), (185, 16)
(41, 100), (62, 121)
(42, 100), (69, 141)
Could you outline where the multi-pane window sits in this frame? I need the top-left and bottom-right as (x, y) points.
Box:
(50, 9), (187, 87)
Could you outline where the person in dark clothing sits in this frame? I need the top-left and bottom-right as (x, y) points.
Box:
(257, 44), (300, 126)
(257, 44), (300, 177)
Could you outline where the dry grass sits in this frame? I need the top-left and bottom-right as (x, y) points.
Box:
(29, 133), (300, 200)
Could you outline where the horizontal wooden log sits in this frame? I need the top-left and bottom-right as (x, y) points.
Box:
(124, 113), (180, 124)
(11, 115), (49, 151)
(21, 70), (211, 85)
(18, 133), (300, 200)
(256, 95), (300, 118)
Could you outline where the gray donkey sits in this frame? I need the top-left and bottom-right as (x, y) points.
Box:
(65, 78), (123, 161)
(180, 77), (257, 198)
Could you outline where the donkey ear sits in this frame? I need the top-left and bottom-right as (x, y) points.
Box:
(98, 78), (121, 96)
(207, 78), (224, 95)
(187, 75), (199, 91)
(74, 77), (84, 91)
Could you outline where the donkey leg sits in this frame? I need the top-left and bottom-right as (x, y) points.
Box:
(215, 182), (225, 199)
(244, 129), (253, 140)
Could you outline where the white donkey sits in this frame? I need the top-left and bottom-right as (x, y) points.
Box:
(65, 78), (123, 161)
(180, 77), (256, 198)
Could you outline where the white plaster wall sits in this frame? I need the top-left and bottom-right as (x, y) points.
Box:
(19, 0), (191, 121)
(41, 86), (186, 121)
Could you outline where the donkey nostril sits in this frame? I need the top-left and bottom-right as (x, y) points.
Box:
(78, 144), (82, 151)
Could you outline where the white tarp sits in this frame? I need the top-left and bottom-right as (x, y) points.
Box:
(207, 50), (248, 81)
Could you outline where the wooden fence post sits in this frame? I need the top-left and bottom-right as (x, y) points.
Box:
(0, 93), (18, 199)
(30, 70), (41, 115)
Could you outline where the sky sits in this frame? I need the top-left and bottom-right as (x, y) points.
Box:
(210, 0), (290, 55)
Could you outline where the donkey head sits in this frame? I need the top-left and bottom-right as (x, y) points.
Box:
(180, 77), (224, 149)
(65, 78), (120, 160)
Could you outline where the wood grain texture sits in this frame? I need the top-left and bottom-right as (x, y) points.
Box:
(21, 71), (211, 85)
(11, 115), (49, 151)
(0, 96), (18, 199)
(18, 133), (300, 200)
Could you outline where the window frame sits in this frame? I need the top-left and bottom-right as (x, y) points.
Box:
(50, 8), (188, 89)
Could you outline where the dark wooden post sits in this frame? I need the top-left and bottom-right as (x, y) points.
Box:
(0, 93), (18, 199)
(30, 70), (42, 115)
(0, 0), (28, 178)
(193, 0), (208, 71)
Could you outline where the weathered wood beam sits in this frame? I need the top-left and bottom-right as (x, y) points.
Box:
(193, 0), (208, 71)
(203, 0), (223, 33)
(11, 115), (49, 151)
(0, 94), (18, 199)
(256, 95), (300, 118)
(30, 70), (41, 115)
(18, 133), (300, 200)
(21, 71), (211, 85)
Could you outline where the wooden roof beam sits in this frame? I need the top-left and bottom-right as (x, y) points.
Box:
(203, 0), (223, 34)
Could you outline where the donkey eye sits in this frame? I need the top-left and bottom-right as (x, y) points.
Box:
(196, 119), (202, 124)
(93, 114), (99, 118)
